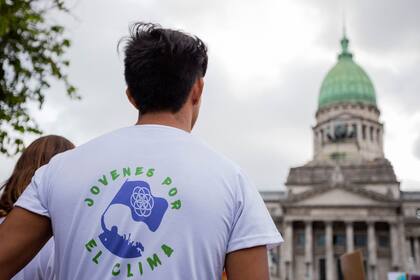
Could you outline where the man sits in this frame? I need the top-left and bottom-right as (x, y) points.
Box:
(0, 23), (282, 279)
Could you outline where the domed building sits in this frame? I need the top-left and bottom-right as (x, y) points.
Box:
(262, 33), (420, 280)
(314, 34), (383, 163)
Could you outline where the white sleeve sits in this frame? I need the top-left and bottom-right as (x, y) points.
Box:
(14, 164), (50, 218)
(227, 170), (283, 253)
(13, 164), (56, 280)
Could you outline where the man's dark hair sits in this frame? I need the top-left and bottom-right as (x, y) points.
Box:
(121, 22), (208, 114)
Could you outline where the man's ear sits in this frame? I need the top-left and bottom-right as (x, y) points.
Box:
(126, 88), (139, 109)
(191, 78), (204, 106)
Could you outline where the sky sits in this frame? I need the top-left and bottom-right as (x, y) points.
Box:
(1, 0), (420, 191)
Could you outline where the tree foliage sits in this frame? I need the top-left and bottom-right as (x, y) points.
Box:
(0, 0), (78, 156)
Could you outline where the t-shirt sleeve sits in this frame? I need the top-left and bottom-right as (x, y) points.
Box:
(14, 165), (50, 218)
(227, 170), (283, 253)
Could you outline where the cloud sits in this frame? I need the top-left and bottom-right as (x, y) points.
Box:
(1, 0), (419, 191)
(297, 0), (420, 53)
(414, 135), (420, 161)
(295, 0), (420, 114)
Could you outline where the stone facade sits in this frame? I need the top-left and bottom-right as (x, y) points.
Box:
(262, 182), (420, 280)
(261, 34), (420, 280)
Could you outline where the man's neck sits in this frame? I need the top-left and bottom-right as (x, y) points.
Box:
(136, 111), (192, 133)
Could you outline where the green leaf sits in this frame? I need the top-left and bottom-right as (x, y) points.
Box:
(0, 0), (78, 156)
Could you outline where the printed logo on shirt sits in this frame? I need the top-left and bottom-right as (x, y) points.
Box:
(99, 180), (168, 258)
(83, 166), (181, 277)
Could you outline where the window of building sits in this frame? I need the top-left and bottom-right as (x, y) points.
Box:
(269, 248), (279, 264)
(370, 126), (374, 141)
(333, 234), (346, 246)
(378, 235), (390, 248)
(354, 233), (367, 247)
(319, 258), (326, 280)
(410, 237), (415, 258)
(296, 232), (305, 247)
(327, 126), (332, 141)
(316, 234), (325, 247)
(336, 258), (344, 280)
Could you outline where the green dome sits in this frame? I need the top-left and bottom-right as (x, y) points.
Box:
(318, 35), (377, 109)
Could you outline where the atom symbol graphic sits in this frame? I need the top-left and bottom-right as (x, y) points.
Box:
(130, 186), (154, 217)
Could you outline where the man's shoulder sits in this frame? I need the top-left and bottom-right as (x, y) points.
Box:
(46, 127), (129, 165)
(48, 127), (242, 176)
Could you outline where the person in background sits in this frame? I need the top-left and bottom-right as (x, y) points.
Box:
(0, 135), (75, 280)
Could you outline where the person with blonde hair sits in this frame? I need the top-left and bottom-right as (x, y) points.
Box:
(0, 135), (74, 279)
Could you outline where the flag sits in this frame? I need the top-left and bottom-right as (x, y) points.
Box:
(99, 180), (168, 258)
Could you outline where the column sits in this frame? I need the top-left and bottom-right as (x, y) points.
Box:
(305, 221), (313, 280)
(414, 237), (420, 271)
(372, 126), (376, 142)
(389, 222), (400, 270)
(367, 222), (377, 280)
(407, 238), (415, 272)
(283, 221), (294, 280)
(279, 236), (285, 280)
(357, 122), (363, 145)
(319, 128), (323, 144)
(276, 245), (281, 278)
(398, 220), (408, 271)
(345, 221), (354, 253)
(379, 127), (384, 151)
(325, 221), (335, 280)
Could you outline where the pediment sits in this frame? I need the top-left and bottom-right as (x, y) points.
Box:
(295, 188), (382, 206)
(286, 185), (397, 207)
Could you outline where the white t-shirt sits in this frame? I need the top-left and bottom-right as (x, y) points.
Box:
(15, 125), (282, 280)
(0, 218), (55, 280)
